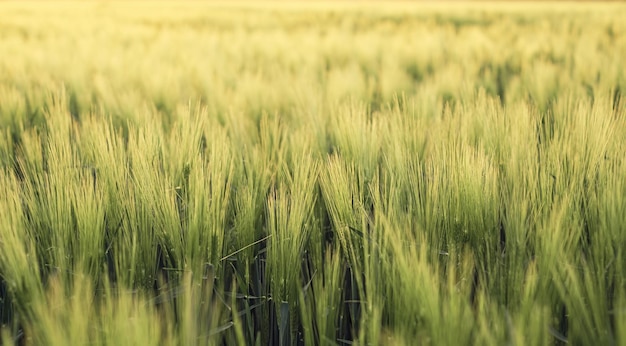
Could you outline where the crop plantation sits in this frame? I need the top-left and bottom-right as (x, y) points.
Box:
(0, 1), (625, 345)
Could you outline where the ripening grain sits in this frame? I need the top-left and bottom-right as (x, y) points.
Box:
(0, 2), (625, 345)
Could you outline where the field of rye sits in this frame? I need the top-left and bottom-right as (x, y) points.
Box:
(0, 2), (625, 345)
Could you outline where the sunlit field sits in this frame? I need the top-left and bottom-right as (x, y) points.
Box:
(1, 2), (625, 345)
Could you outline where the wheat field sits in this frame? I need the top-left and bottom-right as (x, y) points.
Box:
(0, 2), (625, 345)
